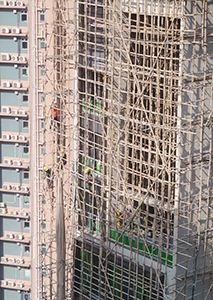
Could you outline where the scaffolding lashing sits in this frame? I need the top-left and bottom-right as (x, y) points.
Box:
(38, 0), (213, 300)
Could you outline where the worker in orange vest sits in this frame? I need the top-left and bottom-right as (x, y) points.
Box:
(50, 102), (59, 128)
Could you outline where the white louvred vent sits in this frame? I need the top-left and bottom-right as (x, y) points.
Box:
(1, 257), (8, 263)
(1, 53), (10, 61)
(5, 233), (14, 239)
(19, 56), (26, 62)
(12, 28), (21, 34)
(8, 257), (15, 263)
(11, 55), (18, 61)
(1, 27), (10, 34)
(16, 1), (23, 6)
(0, 208), (7, 214)
(16, 258), (24, 264)
(13, 82), (22, 88)
(2, 184), (11, 190)
(13, 160), (22, 166)
(11, 135), (18, 140)
(2, 107), (11, 114)
(19, 135), (26, 141)
(3, 159), (12, 165)
(2, 81), (11, 88)
(2, 134), (11, 140)
(8, 281), (15, 287)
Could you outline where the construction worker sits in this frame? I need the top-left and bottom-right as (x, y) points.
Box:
(50, 102), (59, 129)
(85, 168), (93, 184)
(43, 166), (51, 178)
(43, 166), (53, 188)
(61, 149), (67, 166)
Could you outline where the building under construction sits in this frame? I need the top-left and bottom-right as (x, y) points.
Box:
(37, 0), (213, 300)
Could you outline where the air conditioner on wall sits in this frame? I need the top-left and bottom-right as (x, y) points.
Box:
(16, 1), (23, 6)
(8, 281), (15, 287)
(2, 134), (11, 140)
(1, 257), (8, 263)
(1, 27), (10, 34)
(16, 282), (24, 288)
(1, 280), (8, 286)
(11, 135), (18, 140)
(21, 186), (28, 192)
(0, 1), (7, 5)
(19, 211), (27, 216)
(2, 107), (11, 114)
(11, 109), (18, 114)
(1, 53), (11, 61)
(19, 110), (26, 115)
(0, 208), (7, 214)
(5, 233), (14, 239)
(2, 81), (11, 88)
(19, 56), (26, 62)
(13, 82), (22, 88)
(16, 258), (24, 264)
(4, 159), (12, 165)
(12, 185), (20, 191)
(0, 202), (6, 208)
(11, 55), (18, 61)
(13, 160), (22, 166)
(15, 234), (23, 240)
(12, 28), (21, 34)
(8, 0), (15, 5)
(8, 257), (15, 263)
(19, 135), (26, 141)
(2, 184), (11, 190)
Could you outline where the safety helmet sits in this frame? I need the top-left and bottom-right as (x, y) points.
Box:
(44, 166), (48, 172)
(61, 149), (65, 153)
(85, 168), (90, 173)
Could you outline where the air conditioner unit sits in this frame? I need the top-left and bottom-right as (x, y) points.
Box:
(12, 28), (21, 34)
(19, 211), (27, 216)
(2, 134), (11, 140)
(11, 109), (18, 114)
(2, 184), (11, 190)
(16, 258), (24, 264)
(2, 81), (11, 88)
(1, 27), (10, 34)
(1, 257), (8, 263)
(6, 233), (14, 239)
(16, 1), (23, 6)
(13, 82), (22, 88)
(10, 210), (18, 216)
(16, 282), (24, 288)
(1, 53), (11, 61)
(19, 110), (26, 115)
(1, 280), (8, 286)
(15, 234), (23, 240)
(21, 186), (28, 192)
(19, 56), (26, 62)
(11, 135), (18, 140)
(4, 159), (12, 165)
(8, 0), (15, 5)
(0, 202), (6, 208)
(18, 135), (26, 141)
(8, 257), (15, 263)
(0, 1), (7, 6)
(2, 107), (11, 114)
(8, 281), (15, 287)
(13, 160), (22, 166)
(0, 208), (7, 214)
(11, 55), (18, 61)
(12, 185), (20, 191)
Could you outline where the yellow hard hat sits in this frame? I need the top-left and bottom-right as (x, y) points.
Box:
(85, 168), (90, 173)
(61, 149), (65, 153)
(44, 166), (48, 172)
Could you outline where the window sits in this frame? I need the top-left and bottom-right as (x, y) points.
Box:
(42, 222), (46, 229)
(23, 94), (28, 102)
(41, 120), (44, 129)
(42, 245), (46, 254)
(41, 65), (45, 76)
(40, 11), (45, 22)
(41, 94), (45, 102)
(23, 121), (28, 128)
(22, 40), (28, 49)
(24, 196), (29, 204)
(23, 171), (29, 179)
(24, 269), (30, 278)
(40, 38), (45, 49)
(22, 67), (28, 76)
(21, 12), (27, 22)
(25, 246), (30, 253)
(24, 221), (30, 228)
(23, 146), (29, 154)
